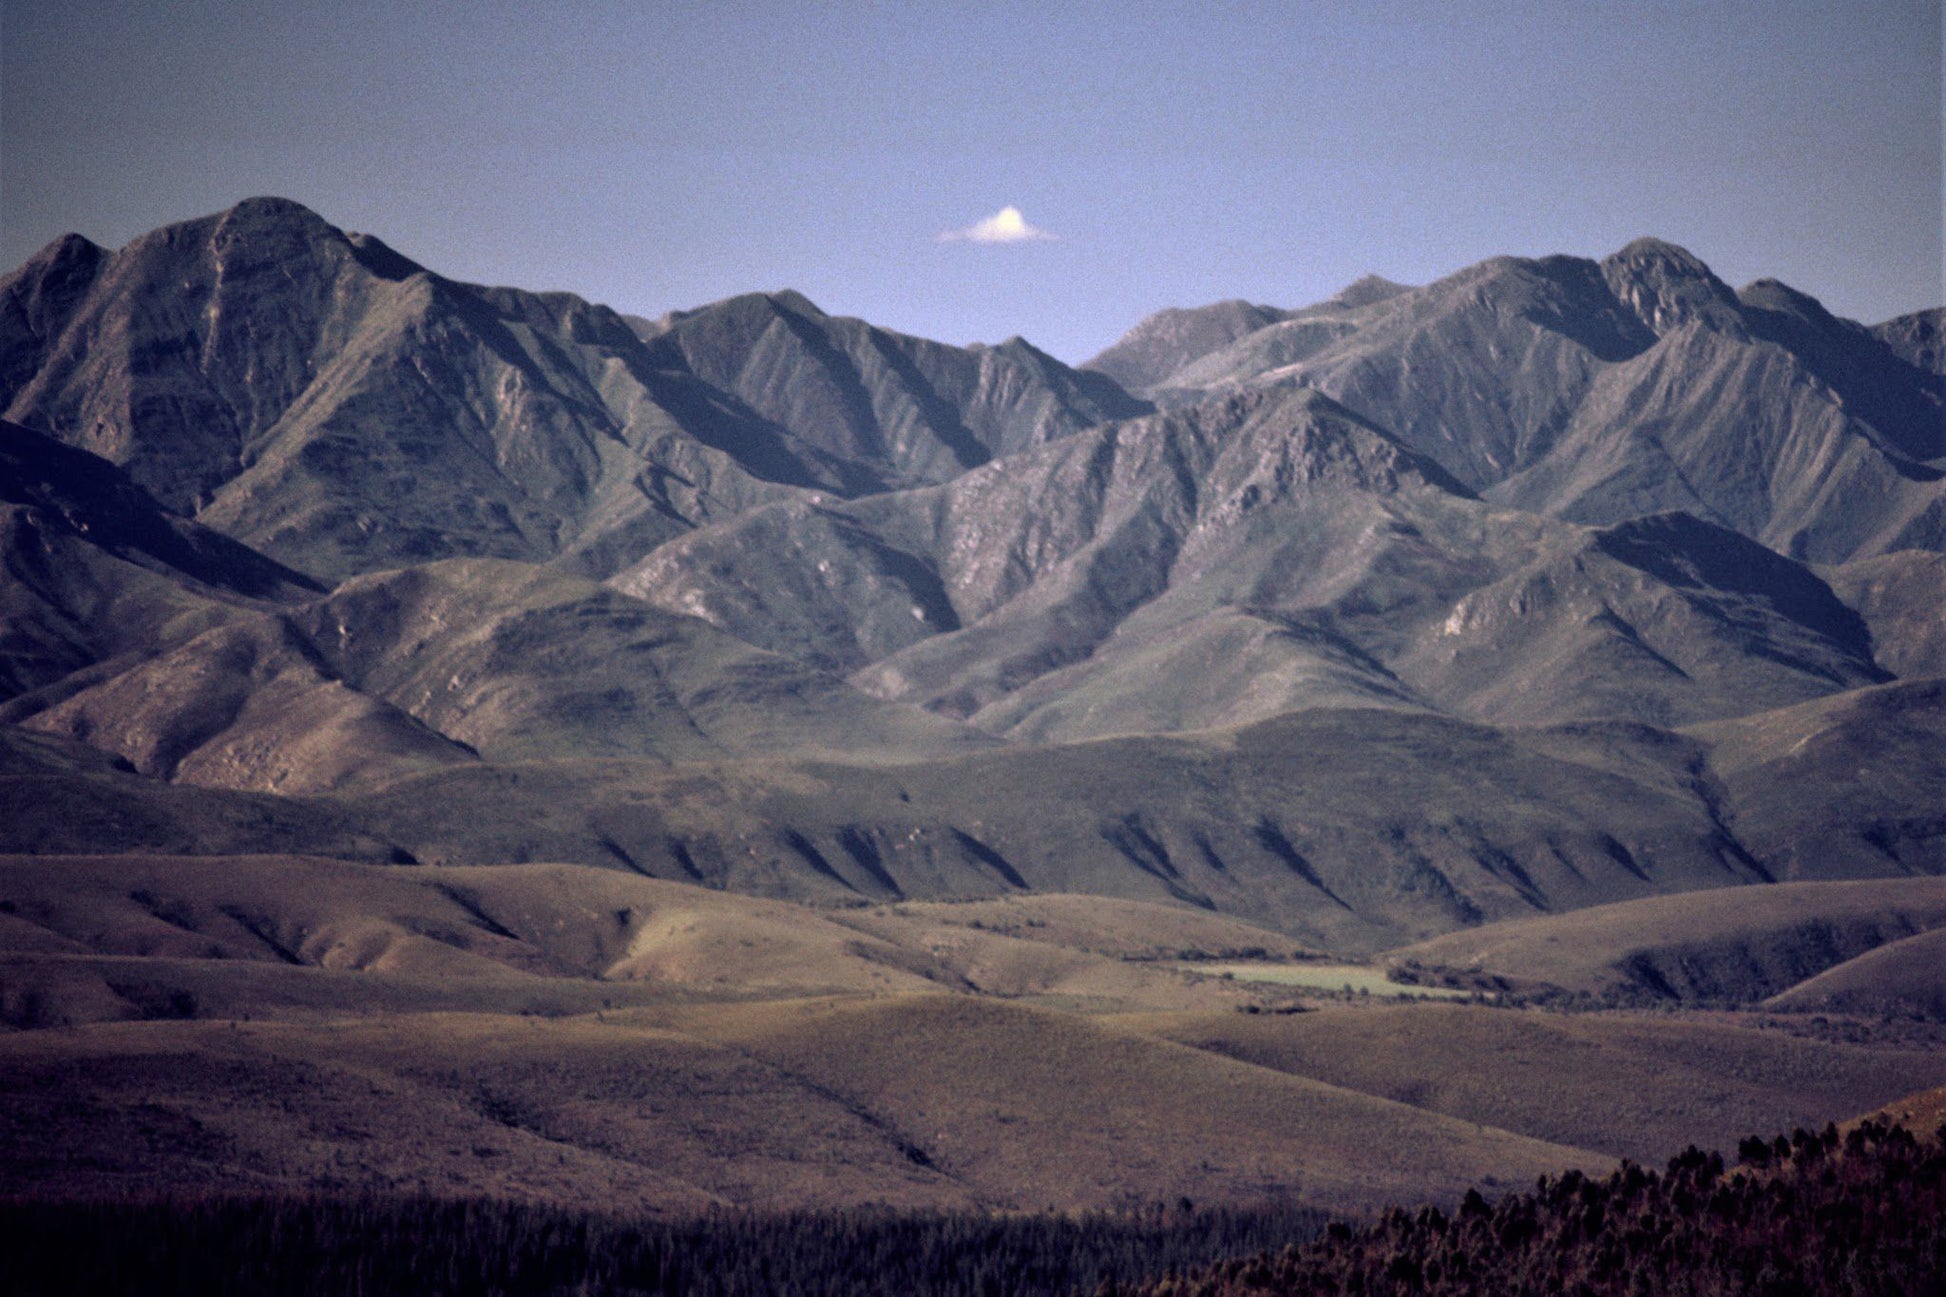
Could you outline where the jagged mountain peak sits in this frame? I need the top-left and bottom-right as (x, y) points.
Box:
(1321, 274), (1412, 311)
(653, 289), (814, 336)
(1, 196), (443, 521)
(1599, 236), (1742, 336)
(639, 288), (1148, 490)
(219, 194), (332, 222)
(1103, 236), (1942, 565)
(1734, 278), (1857, 340)
(1871, 308), (1945, 377)
(17, 231), (105, 275)
(0, 234), (108, 397)
(1738, 276), (1825, 313)
(48, 198), (438, 303)
(1602, 236), (1718, 277)
(1, 199), (1159, 580)
(983, 334), (1059, 365)
(766, 288), (826, 317)
(636, 288), (828, 335)
(1083, 299), (1291, 391)
(716, 288), (828, 319)
(155, 195), (353, 264)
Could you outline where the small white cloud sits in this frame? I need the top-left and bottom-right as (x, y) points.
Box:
(940, 205), (1058, 244)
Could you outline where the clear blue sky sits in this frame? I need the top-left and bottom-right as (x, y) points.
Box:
(4, 0), (1940, 363)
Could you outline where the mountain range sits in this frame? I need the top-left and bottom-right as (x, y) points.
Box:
(0, 199), (1941, 1213)
(2, 197), (1941, 929)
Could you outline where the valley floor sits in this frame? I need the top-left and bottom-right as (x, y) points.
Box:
(4, 865), (1942, 1218)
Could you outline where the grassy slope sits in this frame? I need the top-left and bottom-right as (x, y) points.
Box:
(1106, 1003), (1946, 1164)
(1856, 1082), (1946, 1133)
(1763, 927), (1946, 1018)
(626, 994), (1602, 1212)
(0, 856), (1310, 1026)
(0, 1002), (1599, 1214)
(3, 855), (1942, 1217)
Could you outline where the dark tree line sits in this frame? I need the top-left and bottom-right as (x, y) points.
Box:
(0, 1194), (1323, 1297)
(1114, 1120), (1946, 1297)
(7, 1120), (1941, 1294)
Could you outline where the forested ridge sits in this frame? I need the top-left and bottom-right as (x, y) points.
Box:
(1117, 1120), (1946, 1297)
(0, 1196), (1322, 1297)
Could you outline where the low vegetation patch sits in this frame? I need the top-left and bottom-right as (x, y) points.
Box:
(1177, 961), (1470, 1000)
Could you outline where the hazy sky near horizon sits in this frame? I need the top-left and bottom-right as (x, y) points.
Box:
(4, 1), (1940, 362)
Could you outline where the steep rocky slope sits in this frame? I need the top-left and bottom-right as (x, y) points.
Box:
(636, 290), (1148, 489)
(1095, 241), (1944, 563)
(0, 420), (332, 709)
(1, 199), (1143, 583)
(0, 426), (994, 792)
(620, 385), (1889, 737)
(1084, 299), (1293, 392)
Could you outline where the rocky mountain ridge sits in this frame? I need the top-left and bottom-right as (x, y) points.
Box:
(1092, 240), (1944, 565)
(1, 198), (1143, 585)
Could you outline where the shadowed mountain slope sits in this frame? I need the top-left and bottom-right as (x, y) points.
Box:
(0, 430), (995, 790)
(1818, 551), (1946, 682)
(1763, 927), (1946, 1019)
(0, 723), (420, 861)
(1683, 677), (1946, 880)
(1872, 307), (1945, 376)
(0, 422), (348, 738)
(0, 419), (318, 605)
(1386, 876), (1946, 1003)
(0, 426), (474, 791)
